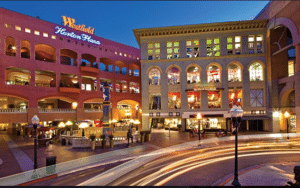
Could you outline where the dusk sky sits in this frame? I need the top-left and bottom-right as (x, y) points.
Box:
(1, 1), (270, 49)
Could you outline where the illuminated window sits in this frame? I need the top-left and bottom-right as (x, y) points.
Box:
(25, 28), (31, 33)
(119, 52), (122, 56)
(187, 66), (200, 84)
(167, 67), (180, 85)
(147, 42), (160, 60)
(43, 33), (48, 37)
(207, 38), (220, 57)
(187, 91), (201, 109)
(168, 92), (181, 109)
(288, 60), (295, 77)
(229, 89), (242, 108)
(250, 89), (263, 107)
(115, 52), (117, 55)
(149, 68), (161, 85)
(227, 36), (241, 55)
(149, 94), (161, 110)
(15, 26), (21, 31)
(51, 35), (56, 39)
(34, 31), (40, 35)
(207, 65), (220, 83)
(167, 41), (179, 59)
(81, 76), (97, 91)
(249, 62), (263, 81)
(129, 82), (140, 93)
(124, 54), (127, 57)
(115, 80), (127, 93)
(228, 63), (242, 82)
(248, 34), (263, 54)
(186, 40), (199, 58)
(137, 57), (139, 60)
(208, 91), (221, 108)
(4, 23), (11, 28)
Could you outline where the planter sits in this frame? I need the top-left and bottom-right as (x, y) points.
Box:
(101, 140), (106, 149)
(109, 140), (114, 148)
(91, 140), (96, 150)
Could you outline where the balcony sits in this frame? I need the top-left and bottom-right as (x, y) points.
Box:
(59, 87), (80, 94)
(0, 109), (27, 113)
(39, 109), (76, 113)
(80, 66), (99, 74)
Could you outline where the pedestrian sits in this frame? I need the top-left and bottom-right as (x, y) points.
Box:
(127, 129), (133, 146)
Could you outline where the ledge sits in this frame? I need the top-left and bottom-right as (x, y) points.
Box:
(59, 87), (80, 93)
(80, 66), (99, 74)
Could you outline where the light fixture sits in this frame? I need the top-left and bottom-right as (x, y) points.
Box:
(58, 122), (65, 128)
(284, 111), (290, 118)
(273, 111), (280, 118)
(66, 121), (73, 126)
(72, 102), (78, 109)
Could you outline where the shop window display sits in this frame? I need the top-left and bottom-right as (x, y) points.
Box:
(228, 89), (242, 108)
(165, 118), (181, 130)
(187, 91), (201, 109)
(249, 62), (263, 81)
(208, 91), (221, 108)
(149, 94), (161, 110)
(148, 68), (161, 85)
(167, 67), (180, 85)
(228, 63), (242, 82)
(207, 65), (220, 83)
(168, 92), (181, 109)
(187, 66), (200, 84)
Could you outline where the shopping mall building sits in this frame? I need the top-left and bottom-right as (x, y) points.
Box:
(0, 8), (141, 134)
(134, 1), (300, 133)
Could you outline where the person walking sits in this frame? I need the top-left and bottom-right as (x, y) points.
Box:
(127, 128), (133, 146)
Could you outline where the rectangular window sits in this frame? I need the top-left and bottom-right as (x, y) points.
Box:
(186, 40), (199, 58)
(34, 31), (40, 35)
(234, 36), (241, 55)
(147, 42), (160, 60)
(207, 38), (220, 57)
(228, 36), (241, 55)
(250, 89), (263, 107)
(168, 92), (181, 109)
(208, 91), (221, 108)
(288, 60), (295, 77)
(149, 94), (161, 110)
(187, 91), (201, 109)
(167, 41), (179, 59)
(228, 89), (242, 108)
(4, 23), (11, 28)
(43, 33), (48, 37)
(15, 26), (21, 31)
(25, 28), (31, 33)
(227, 37), (233, 55)
(51, 35), (56, 39)
(248, 34), (263, 54)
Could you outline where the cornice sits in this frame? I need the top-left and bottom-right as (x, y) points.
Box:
(140, 53), (266, 63)
(133, 19), (268, 47)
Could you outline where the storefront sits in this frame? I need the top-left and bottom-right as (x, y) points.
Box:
(186, 117), (226, 130)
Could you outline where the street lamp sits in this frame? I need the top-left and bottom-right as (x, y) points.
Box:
(230, 105), (243, 187)
(31, 114), (40, 170)
(284, 111), (290, 140)
(196, 113), (202, 146)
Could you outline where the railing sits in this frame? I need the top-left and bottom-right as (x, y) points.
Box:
(0, 109), (27, 113)
(39, 109), (76, 113)
(84, 109), (103, 113)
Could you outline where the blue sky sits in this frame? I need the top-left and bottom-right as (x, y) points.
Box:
(1, 1), (269, 48)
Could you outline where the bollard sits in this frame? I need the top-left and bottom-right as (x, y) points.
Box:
(46, 156), (56, 174)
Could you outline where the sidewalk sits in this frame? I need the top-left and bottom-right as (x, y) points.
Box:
(214, 162), (300, 186)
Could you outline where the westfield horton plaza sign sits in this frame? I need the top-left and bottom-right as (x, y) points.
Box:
(54, 16), (101, 45)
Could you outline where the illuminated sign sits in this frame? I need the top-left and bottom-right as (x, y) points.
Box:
(194, 86), (217, 91)
(62, 16), (95, 35)
(55, 26), (101, 45)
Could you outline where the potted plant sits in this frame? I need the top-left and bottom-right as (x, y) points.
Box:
(109, 134), (114, 148)
(100, 134), (106, 149)
(89, 134), (96, 150)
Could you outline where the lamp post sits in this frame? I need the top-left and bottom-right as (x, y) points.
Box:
(230, 105), (243, 187)
(31, 115), (40, 170)
(284, 111), (290, 140)
(197, 113), (202, 146)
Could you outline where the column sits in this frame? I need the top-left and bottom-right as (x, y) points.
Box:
(56, 72), (61, 88)
(160, 41), (167, 60)
(220, 37), (227, 56)
(179, 40), (186, 58)
(181, 65), (188, 110)
(161, 66), (168, 110)
(222, 64), (229, 109)
(242, 64), (250, 108)
(200, 39), (206, 57)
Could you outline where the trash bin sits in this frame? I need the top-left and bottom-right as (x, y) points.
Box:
(144, 131), (151, 142)
(61, 138), (66, 146)
(46, 156), (56, 174)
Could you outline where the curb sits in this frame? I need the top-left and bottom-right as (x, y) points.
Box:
(218, 164), (266, 186)
(18, 174), (58, 186)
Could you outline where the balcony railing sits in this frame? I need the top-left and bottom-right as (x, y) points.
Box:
(39, 109), (76, 113)
(0, 109), (27, 113)
(84, 109), (103, 113)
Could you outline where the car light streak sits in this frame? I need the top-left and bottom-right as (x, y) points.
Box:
(152, 150), (300, 186)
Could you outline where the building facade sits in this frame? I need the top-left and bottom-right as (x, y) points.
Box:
(0, 8), (141, 134)
(255, 1), (300, 133)
(134, 19), (273, 132)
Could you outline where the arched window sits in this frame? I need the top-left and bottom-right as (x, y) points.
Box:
(167, 67), (180, 85)
(108, 65), (113, 72)
(115, 66), (120, 73)
(92, 62), (98, 68)
(6, 37), (16, 57)
(35, 44), (56, 62)
(81, 59), (90, 67)
(133, 69), (139, 77)
(228, 63), (242, 82)
(148, 68), (161, 85)
(122, 67), (127, 75)
(207, 65), (220, 83)
(249, 62), (263, 81)
(187, 66), (200, 84)
(21, 40), (30, 59)
(99, 63), (106, 71)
